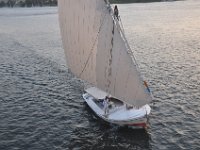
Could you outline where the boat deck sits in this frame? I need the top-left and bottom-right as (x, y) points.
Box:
(83, 93), (150, 120)
(93, 97), (124, 110)
(83, 92), (151, 127)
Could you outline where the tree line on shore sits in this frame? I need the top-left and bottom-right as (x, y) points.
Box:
(0, 0), (57, 8)
(0, 0), (178, 8)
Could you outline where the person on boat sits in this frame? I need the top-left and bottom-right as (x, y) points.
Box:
(126, 103), (133, 110)
(114, 5), (119, 20)
(103, 96), (110, 116)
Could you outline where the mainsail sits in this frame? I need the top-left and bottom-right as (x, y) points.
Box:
(58, 0), (152, 107)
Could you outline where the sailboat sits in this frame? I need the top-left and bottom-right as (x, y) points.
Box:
(58, 0), (152, 128)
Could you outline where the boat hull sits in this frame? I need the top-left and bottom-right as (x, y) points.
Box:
(83, 93), (151, 129)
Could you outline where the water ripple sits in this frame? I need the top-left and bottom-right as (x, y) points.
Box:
(1, 2), (200, 150)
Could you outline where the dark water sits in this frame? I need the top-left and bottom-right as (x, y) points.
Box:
(0, 1), (200, 150)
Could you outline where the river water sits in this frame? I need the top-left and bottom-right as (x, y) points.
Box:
(0, 1), (199, 150)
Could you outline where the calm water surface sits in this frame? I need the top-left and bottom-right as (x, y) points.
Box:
(0, 1), (200, 150)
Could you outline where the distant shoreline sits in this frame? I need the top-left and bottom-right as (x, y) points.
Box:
(0, 0), (182, 8)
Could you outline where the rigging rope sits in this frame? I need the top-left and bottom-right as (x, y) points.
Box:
(78, 9), (108, 78)
(117, 16), (140, 70)
(117, 16), (152, 97)
(119, 16), (125, 33)
(112, 10), (151, 101)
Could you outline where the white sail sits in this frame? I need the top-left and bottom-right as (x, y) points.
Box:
(58, 0), (105, 85)
(58, 0), (152, 107)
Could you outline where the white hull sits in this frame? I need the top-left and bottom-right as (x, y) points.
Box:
(83, 92), (151, 129)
